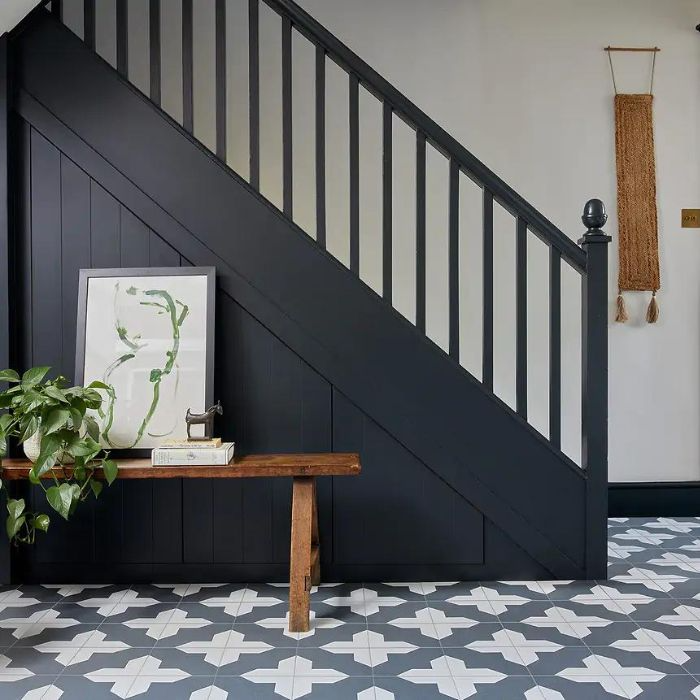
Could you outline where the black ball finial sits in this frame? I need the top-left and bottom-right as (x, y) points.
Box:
(582, 199), (607, 230)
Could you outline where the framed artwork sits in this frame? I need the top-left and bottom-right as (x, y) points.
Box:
(75, 267), (215, 450)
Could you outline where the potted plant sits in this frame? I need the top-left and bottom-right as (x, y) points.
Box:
(0, 367), (118, 545)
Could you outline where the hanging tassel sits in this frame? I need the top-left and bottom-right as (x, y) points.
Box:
(646, 290), (659, 324)
(615, 292), (628, 323)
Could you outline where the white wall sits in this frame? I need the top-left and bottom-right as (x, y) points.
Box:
(0, 0), (37, 32)
(58, 0), (700, 482)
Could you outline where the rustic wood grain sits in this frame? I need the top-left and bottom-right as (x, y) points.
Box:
(0, 453), (361, 480)
(289, 476), (315, 632)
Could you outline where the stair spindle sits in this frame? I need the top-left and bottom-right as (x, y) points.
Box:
(549, 246), (561, 449)
(415, 132), (426, 333)
(249, 0), (260, 189)
(83, 0), (95, 50)
(482, 189), (494, 389)
(215, 0), (227, 161)
(315, 46), (326, 247)
(116, 0), (128, 78)
(149, 0), (161, 106)
(516, 216), (527, 418)
(349, 73), (359, 275)
(282, 16), (293, 217)
(449, 159), (459, 360)
(51, 0), (62, 20)
(382, 102), (392, 302)
(182, 0), (194, 133)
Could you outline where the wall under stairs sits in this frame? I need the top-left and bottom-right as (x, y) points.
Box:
(1, 5), (608, 583)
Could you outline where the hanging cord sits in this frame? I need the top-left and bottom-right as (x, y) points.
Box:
(606, 47), (659, 95)
(607, 50), (618, 95)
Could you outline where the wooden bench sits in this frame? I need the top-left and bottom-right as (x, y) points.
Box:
(0, 453), (361, 632)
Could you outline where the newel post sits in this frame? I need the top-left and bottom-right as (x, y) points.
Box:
(579, 199), (611, 579)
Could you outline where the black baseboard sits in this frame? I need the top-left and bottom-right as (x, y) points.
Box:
(609, 482), (700, 517)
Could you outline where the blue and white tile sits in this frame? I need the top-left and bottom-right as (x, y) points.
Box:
(7, 517), (700, 699)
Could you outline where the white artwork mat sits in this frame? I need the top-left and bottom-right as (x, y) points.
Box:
(82, 274), (209, 449)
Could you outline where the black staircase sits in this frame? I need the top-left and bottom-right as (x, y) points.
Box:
(0, 0), (610, 582)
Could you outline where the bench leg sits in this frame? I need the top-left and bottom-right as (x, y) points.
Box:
(289, 476), (316, 633)
(310, 478), (321, 586)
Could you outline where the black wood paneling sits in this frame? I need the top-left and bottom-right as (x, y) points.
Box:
(0, 37), (9, 377)
(30, 129), (62, 376)
(60, 157), (91, 379)
(12, 113), (505, 579)
(333, 390), (483, 565)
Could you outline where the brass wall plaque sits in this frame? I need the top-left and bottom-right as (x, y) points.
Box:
(682, 209), (700, 228)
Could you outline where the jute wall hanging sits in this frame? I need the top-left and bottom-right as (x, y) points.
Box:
(606, 46), (661, 324)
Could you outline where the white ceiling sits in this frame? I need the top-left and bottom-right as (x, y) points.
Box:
(0, 0), (38, 33)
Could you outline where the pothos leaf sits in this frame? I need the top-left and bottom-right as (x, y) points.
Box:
(90, 479), (103, 499)
(32, 433), (62, 478)
(86, 380), (111, 391)
(6, 513), (25, 539)
(42, 407), (71, 435)
(82, 390), (102, 410)
(69, 436), (101, 458)
(46, 484), (73, 520)
(19, 416), (39, 443)
(32, 513), (50, 532)
(102, 459), (118, 486)
(0, 369), (20, 383)
(69, 407), (83, 430)
(21, 366), (50, 388)
(6, 499), (27, 540)
(84, 416), (100, 442)
(6, 498), (25, 520)
(43, 385), (69, 403)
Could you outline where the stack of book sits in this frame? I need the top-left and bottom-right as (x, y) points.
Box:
(151, 438), (235, 466)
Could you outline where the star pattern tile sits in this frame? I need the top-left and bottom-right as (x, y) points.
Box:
(7, 517), (700, 699)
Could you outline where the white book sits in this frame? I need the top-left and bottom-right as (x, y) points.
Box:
(152, 442), (235, 466)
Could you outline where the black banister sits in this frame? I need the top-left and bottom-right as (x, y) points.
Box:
(261, 0), (586, 273)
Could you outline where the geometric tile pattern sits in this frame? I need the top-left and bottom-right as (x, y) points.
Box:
(5, 517), (700, 698)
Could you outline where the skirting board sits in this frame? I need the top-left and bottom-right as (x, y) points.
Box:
(609, 482), (700, 517)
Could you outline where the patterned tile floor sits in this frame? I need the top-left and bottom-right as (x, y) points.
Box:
(4, 518), (700, 698)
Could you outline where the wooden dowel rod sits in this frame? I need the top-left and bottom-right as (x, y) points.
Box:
(604, 46), (660, 53)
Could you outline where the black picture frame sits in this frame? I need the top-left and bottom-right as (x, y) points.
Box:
(75, 266), (216, 455)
